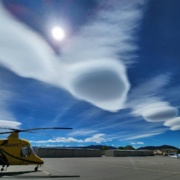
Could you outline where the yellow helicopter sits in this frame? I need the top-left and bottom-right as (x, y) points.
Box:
(0, 127), (72, 172)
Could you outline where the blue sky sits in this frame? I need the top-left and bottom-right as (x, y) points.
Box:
(0, 0), (180, 148)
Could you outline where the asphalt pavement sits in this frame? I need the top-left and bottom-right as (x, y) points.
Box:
(0, 156), (180, 180)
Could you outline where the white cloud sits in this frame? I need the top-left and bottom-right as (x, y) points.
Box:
(31, 133), (108, 144)
(65, 60), (130, 111)
(131, 142), (144, 145)
(0, 0), (145, 112)
(170, 126), (180, 131)
(0, 120), (21, 129)
(84, 134), (107, 143)
(31, 137), (83, 144)
(132, 101), (178, 122)
(0, 2), (57, 83)
(164, 117), (180, 130)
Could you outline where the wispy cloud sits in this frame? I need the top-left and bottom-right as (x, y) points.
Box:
(0, 89), (14, 120)
(68, 129), (97, 137)
(103, 122), (168, 142)
(0, 79), (21, 128)
(122, 132), (163, 141)
(127, 74), (171, 101)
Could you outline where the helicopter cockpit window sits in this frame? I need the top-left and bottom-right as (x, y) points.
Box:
(30, 146), (36, 155)
(21, 147), (31, 157)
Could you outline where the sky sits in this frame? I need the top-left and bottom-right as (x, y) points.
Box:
(0, 0), (180, 148)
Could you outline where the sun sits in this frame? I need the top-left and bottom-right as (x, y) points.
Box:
(51, 26), (65, 41)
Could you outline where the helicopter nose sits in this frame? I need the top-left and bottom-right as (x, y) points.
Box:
(39, 158), (44, 164)
(36, 156), (44, 164)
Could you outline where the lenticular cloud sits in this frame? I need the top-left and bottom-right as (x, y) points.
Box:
(67, 60), (130, 111)
(132, 101), (178, 122)
(0, 120), (21, 129)
(0, 0), (144, 112)
(164, 117), (180, 130)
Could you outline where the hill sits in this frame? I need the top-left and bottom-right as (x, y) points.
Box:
(137, 145), (179, 150)
(86, 145), (117, 150)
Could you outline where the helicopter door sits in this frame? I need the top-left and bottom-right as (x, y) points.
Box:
(21, 147), (31, 157)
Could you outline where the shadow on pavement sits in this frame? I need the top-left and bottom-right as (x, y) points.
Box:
(0, 170), (80, 178)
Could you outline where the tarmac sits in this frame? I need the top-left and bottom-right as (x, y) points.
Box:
(0, 156), (180, 180)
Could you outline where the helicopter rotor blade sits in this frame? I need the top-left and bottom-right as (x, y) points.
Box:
(0, 131), (13, 135)
(0, 127), (72, 135)
(20, 127), (73, 132)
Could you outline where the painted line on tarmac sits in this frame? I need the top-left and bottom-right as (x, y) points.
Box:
(40, 169), (52, 176)
(40, 169), (80, 178)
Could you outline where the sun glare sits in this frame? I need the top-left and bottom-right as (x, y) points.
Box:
(51, 26), (65, 41)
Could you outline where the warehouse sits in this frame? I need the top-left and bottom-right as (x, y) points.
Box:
(33, 147), (102, 158)
(33, 147), (154, 158)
